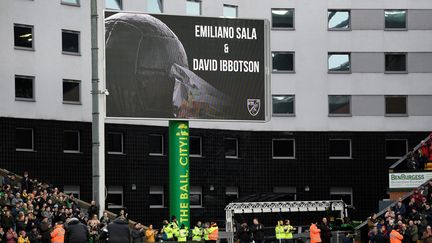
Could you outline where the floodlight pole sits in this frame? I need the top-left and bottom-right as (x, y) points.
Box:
(91, 0), (106, 218)
(169, 120), (190, 228)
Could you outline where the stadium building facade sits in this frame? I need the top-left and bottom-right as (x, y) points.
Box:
(1, 0), (432, 224)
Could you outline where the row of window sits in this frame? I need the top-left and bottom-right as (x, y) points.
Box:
(273, 95), (409, 116)
(15, 76), (80, 103)
(15, 128), (409, 160)
(14, 24), (80, 54)
(104, 185), (354, 208)
(272, 52), (409, 73)
(272, 9), (408, 30)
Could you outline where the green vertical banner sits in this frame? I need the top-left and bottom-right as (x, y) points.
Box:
(169, 120), (190, 228)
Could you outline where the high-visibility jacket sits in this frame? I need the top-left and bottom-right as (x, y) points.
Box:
(163, 225), (174, 240)
(309, 223), (321, 243)
(51, 225), (65, 243)
(390, 230), (403, 243)
(208, 225), (219, 240)
(178, 229), (189, 242)
(203, 228), (210, 241)
(284, 225), (294, 239)
(275, 224), (285, 240)
(192, 226), (203, 241)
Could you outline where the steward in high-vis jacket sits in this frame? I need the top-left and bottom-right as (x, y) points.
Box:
(162, 220), (174, 241)
(51, 222), (65, 243)
(275, 220), (285, 242)
(192, 221), (204, 241)
(390, 228), (403, 243)
(208, 222), (219, 243)
(309, 223), (321, 243)
(178, 224), (189, 242)
(284, 220), (295, 241)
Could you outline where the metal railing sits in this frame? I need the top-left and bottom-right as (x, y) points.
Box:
(389, 134), (431, 171)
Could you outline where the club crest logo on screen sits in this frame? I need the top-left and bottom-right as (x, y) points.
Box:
(247, 99), (261, 117)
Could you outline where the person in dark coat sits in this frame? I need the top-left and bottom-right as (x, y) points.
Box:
(38, 217), (51, 243)
(105, 216), (130, 243)
(87, 201), (99, 219)
(131, 223), (145, 243)
(64, 218), (88, 243)
(21, 172), (32, 192)
(250, 218), (264, 243)
(238, 222), (251, 243)
(28, 227), (42, 243)
(319, 217), (332, 243)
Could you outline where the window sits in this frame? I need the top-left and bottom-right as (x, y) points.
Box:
(328, 53), (350, 72)
(224, 138), (238, 158)
(385, 10), (406, 29)
(225, 187), (239, 204)
(385, 53), (406, 72)
(329, 139), (351, 159)
(190, 186), (202, 208)
(328, 95), (351, 116)
(14, 24), (34, 49)
(62, 30), (80, 54)
(272, 95), (295, 116)
(273, 187), (296, 201)
(15, 75), (34, 101)
(272, 139), (295, 159)
(149, 186), (164, 208)
(385, 96), (407, 115)
(271, 9), (294, 29)
(64, 130), (80, 153)
(186, 0), (201, 16)
(63, 185), (80, 199)
(148, 0), (163, 13)
(107, 132), (124, 154)
(149, 134), (164, 155)
(16, 128), (34, 151)
(190, 136), (202, 157)
(272, 52), (294, 72)
(63, 80), (80, 104)
(106, 0), (122, 10)
(328, 10), (350, 30)
(385, 139), (408, 159)
(223, 4), (237, 18)
(61, 0), (79, 6)
(330, 187), (353, 206)
(106, 186), (123, 208)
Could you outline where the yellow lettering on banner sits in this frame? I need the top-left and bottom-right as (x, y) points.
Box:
(180, 184), (188, 192)
(179, 157), (188, 166)
(180, 193), (188, 199)
(180, 203), (189, 209)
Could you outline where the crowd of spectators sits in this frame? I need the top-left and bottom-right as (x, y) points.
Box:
(0, 171), (125, 243)
(405, 135), (432, 170)
(367, 181), (432, 243)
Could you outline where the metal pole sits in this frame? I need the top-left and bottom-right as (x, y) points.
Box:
(91, 0), (105, 218)
(169, 120), (190, 228)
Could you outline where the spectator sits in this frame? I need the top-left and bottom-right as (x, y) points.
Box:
(64, 218), (88, 243)
(422, 225), (432, 243)
(27, 227), (41, 243)
(368, 213), (378, 229)
(250, 218), (264, 243)
(2, 211), (15, 231)
(407, 220), (418, 243)
(17, 231), (29, 243)
(5, 227), (18, 243)
(368, 227), (379, 243)
(87, 214), (100, 243)
(38, 217), (51, 243)
(0, 227), (4, 243)
(145, 224), (157, 243)
(395, 201), (406, 217)
(104, 216), (129, 243)
(238, 222), (251, 243)
(131, 223), (145, 243)
(21, 172), (32, 192)
(87, 201), (98, 219)
(99, 212), (110, 226)
(319, 217), (331, 243)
